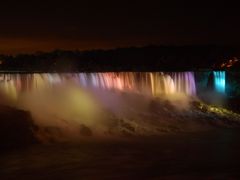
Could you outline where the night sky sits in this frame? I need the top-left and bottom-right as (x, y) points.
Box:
(0, 1), (239, 54)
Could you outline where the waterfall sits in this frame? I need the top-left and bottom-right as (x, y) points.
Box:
(0, 72), (197, 99)
(213, 71), (225, 93)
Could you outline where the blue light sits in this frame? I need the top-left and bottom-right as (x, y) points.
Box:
(213, 71), (225, 93)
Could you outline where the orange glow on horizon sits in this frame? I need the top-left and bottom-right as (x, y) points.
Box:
(0, 37), (154, 55)
(0, 38), (114, 55)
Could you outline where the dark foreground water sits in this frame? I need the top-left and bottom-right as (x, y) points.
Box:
(1, 130), (240, 180)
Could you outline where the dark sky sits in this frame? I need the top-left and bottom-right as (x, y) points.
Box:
(0, 1), (239, 54)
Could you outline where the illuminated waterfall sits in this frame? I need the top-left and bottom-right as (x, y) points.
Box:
(213, 71), (225, 93)
(171, 72), (196, 95)
(0, 72), (197, 99)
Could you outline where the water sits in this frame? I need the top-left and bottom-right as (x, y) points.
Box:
(0, 71), (238, 140)
(0, 71), (240, 179)
(1, 130), (240, 179)
(0, 72), (196, 99)
(213, 71), (226, 93)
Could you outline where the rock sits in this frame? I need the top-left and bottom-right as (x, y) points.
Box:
(0, 105), (39, 150)
(79, 124), (92, 136)
(120, 119), (135, 132)
(35, 126), (63, 143)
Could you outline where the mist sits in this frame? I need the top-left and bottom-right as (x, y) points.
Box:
(0, 72), (238, 143)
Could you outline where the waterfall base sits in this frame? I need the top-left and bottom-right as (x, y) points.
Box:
(2, 93), (240, 144)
